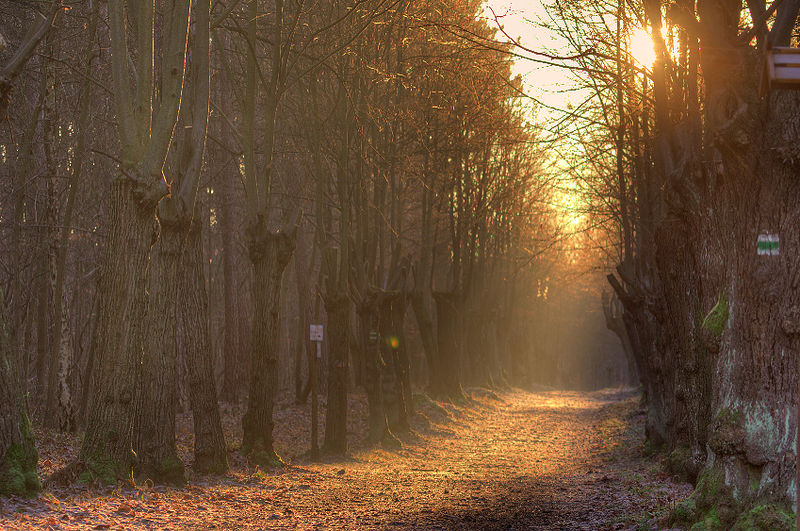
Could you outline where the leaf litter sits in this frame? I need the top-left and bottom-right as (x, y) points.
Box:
(0, 388), (690, 530)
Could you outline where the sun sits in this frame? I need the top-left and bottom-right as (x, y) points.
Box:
(628, 27), (656, 67)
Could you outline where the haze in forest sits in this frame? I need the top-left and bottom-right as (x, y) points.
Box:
(0, 0), (797, 529)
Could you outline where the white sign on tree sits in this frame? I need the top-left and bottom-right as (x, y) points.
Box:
(310, 324), (324, 342)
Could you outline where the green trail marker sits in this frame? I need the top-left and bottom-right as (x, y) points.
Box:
(757, 232), (780, 256)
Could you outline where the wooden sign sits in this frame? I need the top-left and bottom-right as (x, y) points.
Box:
(310, 324), (324, 342)
(761, 47), (800, 95)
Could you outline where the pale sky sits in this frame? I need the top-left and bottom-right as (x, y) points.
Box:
(481, 1), (655, 122)
(481, 1), (591, 234)
(482, 1), (577, 115)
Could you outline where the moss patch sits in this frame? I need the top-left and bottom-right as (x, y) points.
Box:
(671, 498), (697, 527)
(733, 504), (795, 531)
(708, 408), (745, 456)
(677, 467), (742, 528)
(694, 468), (727, 509)
(672, 464), (796, 530)
(248, 448), (285, 469)
(0, 442), (41, 497)
(78, 453), (122, 486)
(155, 455), (186, 485)
(194, 453), (228, 475)
(667, 446), (692, 481)
(701, 293), (729, 337)
(690, 507), (722, 530)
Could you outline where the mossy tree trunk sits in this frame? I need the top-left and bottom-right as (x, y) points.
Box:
(702, 89), (800, 516)
(242, 221), (296, 466)
(81, 179), (164, 482)
(0, 287), (39, 497)
(79, 0), (189, 483)
(610, 1), (800, 522)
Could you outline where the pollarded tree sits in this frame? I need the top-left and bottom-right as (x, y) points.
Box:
(133, 0), (227, 483)
(681, 0), (800, 515)
(213, 0), (301, 467)
(78, 0), (192, 482)
(551, 0), (800, 519)
(175, 0), (228, 475)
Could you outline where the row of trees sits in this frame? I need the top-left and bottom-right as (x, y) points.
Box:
(0, 0), (555, 493)
(546, 0), (799, 524)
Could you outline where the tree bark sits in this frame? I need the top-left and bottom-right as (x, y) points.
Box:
(701, 87), (800, 514)
(322, 291), (350, 455)
(378, 295), (402, 434)
(432, 292), (463, 400)
(357, 293), (388, 444)
(220, 165), (239, 404)
(410, 288), (438, 394)
(179, 220), (228, 474)
(241, 221), (295, 467)
(389, 293), (410, 431)
(0, 287), (39, 496)
(133, 219), (183, 484)
(80, 178), (163, 483)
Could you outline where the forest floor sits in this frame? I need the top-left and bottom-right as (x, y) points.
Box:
(0, 387), (692, 530)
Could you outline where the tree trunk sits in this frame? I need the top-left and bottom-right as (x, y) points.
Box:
(179, 220), (228, 474)
(602, 292), (641, 387)
(133, 220), (184, 484)
(34, 250), (49, 405)
(700, 87), (800, 516)
(52, 298), (76, 433)
(410, 289), (438, 393)
(79, 179), (161, 483)
(241, 222), (295, 467)
(219, 150), (238, 404)
(433, 292), (463, 400)
(322, 291), (350, 455)
(294, 243), (309, 404)
(357, 293), (388, 444)
(0, 287), (39, 496)
(390, 294), (410, 430)
(44, 0), (98, 431)
(485, 315), (502, 388)
(378, 295), (402, 436)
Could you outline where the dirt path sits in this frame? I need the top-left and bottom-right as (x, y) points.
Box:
(0, 389), (689, 530)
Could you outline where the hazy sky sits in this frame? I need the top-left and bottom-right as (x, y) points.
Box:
(482, 1), (655, 118)
(482, 1), (576, 113)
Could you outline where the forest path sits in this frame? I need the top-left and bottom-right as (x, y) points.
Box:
(0, 388), (689, 530)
